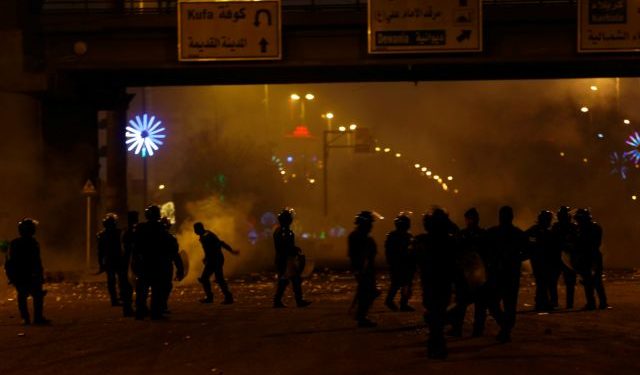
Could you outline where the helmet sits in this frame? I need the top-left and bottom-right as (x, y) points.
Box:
(464, 207), (479, 220)
(102, 213), (118, 229)
(537, 210), (553, 226)
(144, 205), (161, 222)
(277, 208), (294, 226)
(394, 213), (411, 231)
(127, 211), (139, 226)
(18, 218), (38, 237)
(574, 208), (592, 222)
(354, 211), (376, 226)
(160, 217), (172, 230)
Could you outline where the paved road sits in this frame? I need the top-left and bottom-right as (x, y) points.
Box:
(1, 272), (639, 375)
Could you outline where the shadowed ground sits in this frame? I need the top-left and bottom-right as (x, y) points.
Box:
(0, 271), (639, 375)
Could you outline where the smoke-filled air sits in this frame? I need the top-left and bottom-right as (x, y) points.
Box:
(122, 79), (640, 275)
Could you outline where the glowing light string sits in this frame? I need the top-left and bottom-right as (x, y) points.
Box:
(624, 131), (640, 165)
(126, 114), (166, 157)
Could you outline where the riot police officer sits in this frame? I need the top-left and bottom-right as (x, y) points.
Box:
(574, 209), (608, 310)
(133, 205), (182, 320)
(273, 209), (311, 308)
(194, 222), (237, 304)
(448, 208), (488, 337)
(4, 218), (49, 325)
(384, 213), (415, 312)
(525, 210), (556, 311)
(413, 208), (456, 359)
(120, 211), (138, 317)
(348, 211), (379, 327)
(484, 206), (527, 343)
(97, 213), (125, 307)
(551, 206), (577, 309)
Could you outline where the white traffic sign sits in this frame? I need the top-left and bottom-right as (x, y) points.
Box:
(82, 179), (97, 195)
(578, 0), (640, 53)
(178, 0), (281, 61)
(368, 0), (482, 54)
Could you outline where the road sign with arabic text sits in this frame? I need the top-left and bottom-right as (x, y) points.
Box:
(368, 0), (482, 54)
(178, 0), (281, 61)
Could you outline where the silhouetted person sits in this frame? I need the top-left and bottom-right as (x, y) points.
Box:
(574, 209), (608, 310)
(120, 211), (138, 317)
(447, 208), (488, 337)
(551, 206), (577, 309)
(4, 218), (49, 325)
(133, 205), (181, 320)
(484, 206), (527, 343)
(348, 211), (379, 327)
(194, 222), (237, 304)
(525, 210), (556, 311)
(414, 209), (456, 359)
(161, 217), (185, 313)
(97, 213), (125, 307)
(272, 209), (310, 308)
(384, 213), (415, 312)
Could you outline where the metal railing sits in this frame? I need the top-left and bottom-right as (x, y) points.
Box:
(39, 0), (577, 14)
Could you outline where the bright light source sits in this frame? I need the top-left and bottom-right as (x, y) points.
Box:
(633, 195), (638, 201)
(438, 178), (443, 183)
(583, 158), (589, 163)
(447, 176), (453, 181)
(624, 119), (631, 125)
(349, 124), (357, 131)
(442, 183), (448, 191)
(338, 126), (346, 132)
(433, 175), (440, 180)
(454, 189), (459, 194)
(325, 112), (334, 119)
(414, 164), (421, 169)
(375, 147), (381, 152)
(291, 173), (297, 178)
(560, 152), (565, 157)
(384, 148), (391, 153)
(158, 184), (165, 190)
(426, 171), (432, 176)
(290, 94), (300, 100)
(590, 85), (598, 91)
(286, 156), (294, 163)
(581, 106), (589, 113)
(395, 153), (401, 158)
(309, 178), (316, 184)
(280, 170), (286, 175)
(421, 167), (427, 172)
(597, 133), (605, 140)
(126, 114), (166, 157)
(305, 93), (315, 100)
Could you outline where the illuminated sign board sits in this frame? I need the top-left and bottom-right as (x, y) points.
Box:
(178, 0), (281, 61)
(368, 0), (482, 54)
(578, 0), (640, 52)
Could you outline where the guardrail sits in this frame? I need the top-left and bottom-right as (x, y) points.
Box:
(39, 0), (577, 14)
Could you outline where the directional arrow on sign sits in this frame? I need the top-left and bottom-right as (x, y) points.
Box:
(259, 38), (269, 53)
(254, 9), (272, 27)
(456, 30), (472, 42)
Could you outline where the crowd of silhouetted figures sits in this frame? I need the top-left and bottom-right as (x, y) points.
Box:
(3, 204), (607, 359)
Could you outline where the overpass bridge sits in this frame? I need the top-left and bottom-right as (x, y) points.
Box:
(1, 0), (639, 261)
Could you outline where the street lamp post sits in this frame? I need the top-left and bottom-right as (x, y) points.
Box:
(323, 127), (356, 216)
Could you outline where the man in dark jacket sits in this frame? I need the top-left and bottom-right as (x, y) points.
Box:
(194, 222), (237, 304)
(484, 206), (527, 343)
(4, 218), (49, 325)
(384, 213), (415, 312)
(414, 208), (456, 359)
(120, 211), (138, 317)
(525, 210), (556, 311)
(349, 211), (379, 327)
(97, 213), (125, 307)
(574, 208), (608, 310)
(273, 208), (311, 308)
